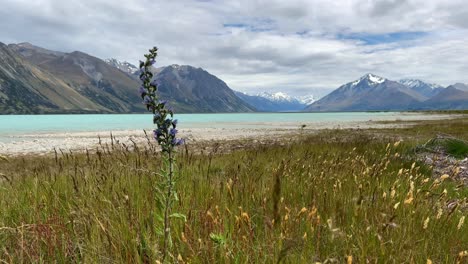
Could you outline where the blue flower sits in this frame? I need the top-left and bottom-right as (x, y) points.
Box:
(150, 80), (159, 87)
(153, 129), (163, 138)
(170, 128), (178, 136)
(172, 138), (185, 146)
(143, 96), (152, 104)
(139, 86), (147, 95)
(172, 119), (178, 127)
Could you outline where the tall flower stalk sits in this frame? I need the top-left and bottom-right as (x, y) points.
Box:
(139, 47), (183, 261)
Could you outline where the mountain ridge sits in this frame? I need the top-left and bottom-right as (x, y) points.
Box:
(1, 43), (256, 114)
(305, 74), (421, 111)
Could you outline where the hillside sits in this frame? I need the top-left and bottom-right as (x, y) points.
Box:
(1, 43), (256, 114)
(152, 65), (256, 113)
(419, 86), (468, 110)
(305, 74), (424, 111)
(0, 42), (107, 114)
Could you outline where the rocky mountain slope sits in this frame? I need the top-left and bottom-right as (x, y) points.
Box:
(8, 43), (145, 113)
(305, 74), (425, 111)
(419, 85), (468, 110)
(152, 65), (255, 113)
(0, 42), (107, 114)
(305, 74), (468, 111)
(1, 43), (256, 114)
(398, 79), (444, 99)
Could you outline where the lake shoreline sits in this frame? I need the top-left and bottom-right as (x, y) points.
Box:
(0, 112), (464, 156)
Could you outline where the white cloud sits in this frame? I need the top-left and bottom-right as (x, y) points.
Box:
(1, 0), (467, 97)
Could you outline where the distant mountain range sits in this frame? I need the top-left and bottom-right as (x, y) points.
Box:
(0, 42), (467, 114)
(305, 74), (468, 111)
(0, 42), (254, 114)
(235, 91), (316, 112)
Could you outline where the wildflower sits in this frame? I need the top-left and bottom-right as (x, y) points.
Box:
(458, 216), (465, 230)
(172, 138), (185, 146)
(139, 86), (147, 96)
(150, 79), (159, 87)
(139, 47), (184, 262)
(153, 113), (161, 123)
(153, 129), (163, 139)
(143, 96), (152, 105)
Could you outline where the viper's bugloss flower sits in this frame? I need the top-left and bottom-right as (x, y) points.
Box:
(153, 128), (163, 138)
(139, 86), (147, 95)
(143, 96), (152, 105)
(172, 138), (184, 146)
(150, 80), (159, 87)
(140, 47), (182, 262)
(139, 46), (184, 152)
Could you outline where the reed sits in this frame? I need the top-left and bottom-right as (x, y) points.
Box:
(0, 118), (466, 263)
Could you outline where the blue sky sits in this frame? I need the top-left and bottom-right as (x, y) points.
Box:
(0, 0), (467, 97)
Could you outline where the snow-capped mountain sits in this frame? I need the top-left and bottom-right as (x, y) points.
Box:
(235, 91), (315, 112)
(305, 73), (426, 111)
(256, 92), (296, 103)
(105, 58), (139, 75)
(256, 92), (316, 104)
(351, 73), (386, 87)
(297, 95), (317, 105)
(398, 79), (444, 98)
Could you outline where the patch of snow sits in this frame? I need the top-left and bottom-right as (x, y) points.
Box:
(105, 58), (139, 74)
(257, 92), (296, 102)
(399, 79), (443, 90)
(368, 74), (385, 84)
(351, 73), (386, 87)
(297, 95), (316, 105)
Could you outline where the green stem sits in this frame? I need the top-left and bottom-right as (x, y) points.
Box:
(162, 149), (174, 262)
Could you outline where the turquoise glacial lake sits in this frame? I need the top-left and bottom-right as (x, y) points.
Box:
(0, 112), (423, 143)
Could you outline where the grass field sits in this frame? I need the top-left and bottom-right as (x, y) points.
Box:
(0, 116), (467, 263)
